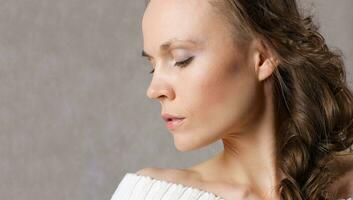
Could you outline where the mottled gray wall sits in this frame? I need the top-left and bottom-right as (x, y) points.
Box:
(0, 0), (352, 200)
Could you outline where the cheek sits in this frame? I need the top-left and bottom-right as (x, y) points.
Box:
(183, 67), (229, 116)
(183, 59), (259, 135)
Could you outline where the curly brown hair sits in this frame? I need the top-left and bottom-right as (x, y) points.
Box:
(210, 0), (353, 199)
(144, 0), (353, 199)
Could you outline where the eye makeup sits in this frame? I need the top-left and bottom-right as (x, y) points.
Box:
(149, 56), (195, 74)
(174, 56), (194, 67)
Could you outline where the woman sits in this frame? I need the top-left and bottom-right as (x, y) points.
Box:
(111, 0), (353, 199)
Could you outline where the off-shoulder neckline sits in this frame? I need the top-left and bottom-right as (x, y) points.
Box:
(125, 172), (225, 199)
(123, 173), (352, 200)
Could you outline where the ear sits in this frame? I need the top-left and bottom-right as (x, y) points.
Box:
(253, 39), (279, 82)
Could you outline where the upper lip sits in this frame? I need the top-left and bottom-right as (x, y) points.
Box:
(161, 113), (185, 122)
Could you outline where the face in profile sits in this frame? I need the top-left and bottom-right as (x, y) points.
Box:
(142, 0), (264, 152)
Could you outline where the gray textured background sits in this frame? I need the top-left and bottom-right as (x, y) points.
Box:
(0, 0), (352, 200)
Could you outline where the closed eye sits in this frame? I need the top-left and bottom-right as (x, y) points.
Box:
(175, 56), (194, 67)
(149, 56), (194, 74)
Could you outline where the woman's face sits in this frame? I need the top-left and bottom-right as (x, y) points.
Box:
(142, 0), (263, 151)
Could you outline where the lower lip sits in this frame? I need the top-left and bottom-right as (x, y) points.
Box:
(165, 118), (185, 129)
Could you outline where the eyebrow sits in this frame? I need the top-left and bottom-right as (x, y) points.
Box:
(141, 38), (201, 59)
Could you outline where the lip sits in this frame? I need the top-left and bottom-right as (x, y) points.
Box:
(161, 113), (185, 129)
(161, 113), (185, 122)
(165, 118), (185, 129)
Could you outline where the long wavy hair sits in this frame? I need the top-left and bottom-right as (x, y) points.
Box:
(144, 0), (353, 199)
(208, 0), (353, 199)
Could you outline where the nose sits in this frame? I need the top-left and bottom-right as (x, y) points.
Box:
(146, 75), (175, 101)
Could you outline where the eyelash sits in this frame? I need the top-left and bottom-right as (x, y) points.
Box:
(149, 56), (194, 74)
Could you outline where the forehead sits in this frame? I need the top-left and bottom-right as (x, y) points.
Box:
(142, 0), (212, 28)
(142, 0), (231, 52)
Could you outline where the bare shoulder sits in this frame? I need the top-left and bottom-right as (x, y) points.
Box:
(135, 167), (255, 199)
(328, 153), (353, 198)
(136, 167), (163, 177)
(135, 167), (203, 186)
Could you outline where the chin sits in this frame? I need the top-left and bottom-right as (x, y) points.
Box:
(173, 137), (211, 152)
(175, 144), (198, 152)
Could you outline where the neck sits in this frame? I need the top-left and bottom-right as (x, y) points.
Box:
(218, 82), (283, 200)
(220, 128), (281, 199)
